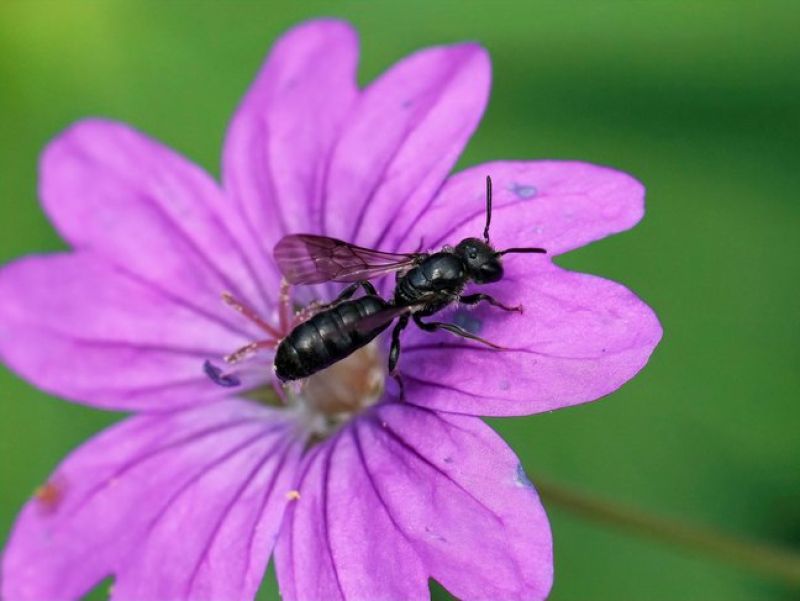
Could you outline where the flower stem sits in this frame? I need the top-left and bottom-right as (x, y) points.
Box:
(533, 476), (800, 588)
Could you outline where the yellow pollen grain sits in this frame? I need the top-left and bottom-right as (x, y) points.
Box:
(286, 490), (301, 501)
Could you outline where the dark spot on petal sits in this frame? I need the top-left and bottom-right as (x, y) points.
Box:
(425, 526), (448, 542)
(499, 379), (510, 391)
(515, 464), (534, 489)
(402, 99), (414, 108)
(34, 477), (66, 515)
(443, 456), (454, 464)
(511, 183), (537, 199)
(452, 309), (482, 335)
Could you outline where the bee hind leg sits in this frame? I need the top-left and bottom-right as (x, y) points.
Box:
(413, 314), (507, 349)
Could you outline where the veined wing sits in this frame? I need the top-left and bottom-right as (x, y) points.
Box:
(273, 234), (421, 285)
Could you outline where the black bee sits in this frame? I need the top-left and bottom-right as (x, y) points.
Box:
(272, 176), (546, 382)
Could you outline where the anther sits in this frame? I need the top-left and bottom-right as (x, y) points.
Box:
(278, 279), (292, 333)
(224, 340), (278, 364)
(221, 292), (281, 337)
(203, 360), (241, 388)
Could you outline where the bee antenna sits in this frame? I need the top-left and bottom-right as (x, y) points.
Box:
(496, 247), (548, 256)
(483, 175), (492, 244)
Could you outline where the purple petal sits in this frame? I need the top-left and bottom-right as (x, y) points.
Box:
(0, 253), (267, 411)
(409, 160), (646, 256)
(1, 400), (302, 601)
(274, 425), (428, 601)
(222, 19), (359, 292)
(40, 118), (271, 313)
(401, 263), (662, 416)
(275, 404), (552, 600)
(321, 43), (491, 251)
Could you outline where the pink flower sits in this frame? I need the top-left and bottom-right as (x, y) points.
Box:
(0, 19), (661, 601)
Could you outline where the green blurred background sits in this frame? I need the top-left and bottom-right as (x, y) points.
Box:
(1, 2), (798, 600)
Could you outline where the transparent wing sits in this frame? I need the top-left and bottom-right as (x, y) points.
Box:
(273, 234), (421, 285)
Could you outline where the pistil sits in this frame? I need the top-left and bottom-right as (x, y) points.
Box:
(209, 287), (388, 438)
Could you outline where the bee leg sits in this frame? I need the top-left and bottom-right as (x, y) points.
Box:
(389, 315), (409, 402)
(413, 315), (506, 349)
(391, 371), (406, 401)
(460, 293), (522, 313)
(317, 280), (379, 311)
(332, 280), (378, 302)
(359, 281), (379, 296)
(388, 314), (410, 374)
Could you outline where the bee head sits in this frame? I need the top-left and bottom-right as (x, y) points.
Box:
(455, 238), (504, 283)
(456, 175), (547, 284)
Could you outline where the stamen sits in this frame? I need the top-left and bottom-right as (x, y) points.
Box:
(278, 279), (292, 333)
(203, 360), (241, 388)
(221, 292), (282, 338)
(293, 301), (321, 324)
(224, 340), (278, 364)
(206, 288), (295, 392)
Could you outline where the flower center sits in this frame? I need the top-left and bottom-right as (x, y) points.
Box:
(209, 288), (388, 439)
(288, 341), (386, 437)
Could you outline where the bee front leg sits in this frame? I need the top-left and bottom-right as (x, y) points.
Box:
(460, 293), (522, 313)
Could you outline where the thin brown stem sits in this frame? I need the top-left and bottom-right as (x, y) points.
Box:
(534, 475), (800, 588)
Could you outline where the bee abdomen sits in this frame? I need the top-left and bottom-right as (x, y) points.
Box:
(274, 296), (390, 381)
